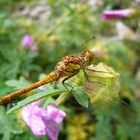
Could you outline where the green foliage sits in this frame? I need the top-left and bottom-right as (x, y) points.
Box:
(0, 106), (23, 140)
(72, 87), (89, 108)
(7, 88), (66, 114)
(0, 0), (140, 140)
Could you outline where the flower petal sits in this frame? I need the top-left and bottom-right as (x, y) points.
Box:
(102, 9), (134, 20)
(21, 100), (43, 126)
(21, 101), (66, 140)
(30, 114), (47, 135)
(43, 104), (66, 140)
(21, 34), (33, 47)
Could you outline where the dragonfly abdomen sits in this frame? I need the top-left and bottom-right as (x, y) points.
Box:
(0, 72), (59, 105)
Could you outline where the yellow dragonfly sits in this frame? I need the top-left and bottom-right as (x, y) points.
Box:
(0, 37), (96, 105)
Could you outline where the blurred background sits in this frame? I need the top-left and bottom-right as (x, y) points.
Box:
(0, 0), (140, 140)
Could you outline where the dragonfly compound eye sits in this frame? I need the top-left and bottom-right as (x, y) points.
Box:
(80, 50), (95, 66)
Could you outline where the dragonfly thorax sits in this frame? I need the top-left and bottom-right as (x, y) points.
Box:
(56, 55), (81, 77)
(80, 50), (95, 67)
(56, 50), (95, 77)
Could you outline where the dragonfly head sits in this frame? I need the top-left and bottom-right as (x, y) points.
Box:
(80, 50), (95, 66)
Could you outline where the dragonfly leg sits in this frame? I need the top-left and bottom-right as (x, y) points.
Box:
(86, 68), (113, 74)
(81, 66), (105, 85)
(82, 66), (90, 81)
(62, 72), (79, 93)
(62, 82), (73, 93)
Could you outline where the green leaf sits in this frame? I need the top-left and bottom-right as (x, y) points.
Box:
(72, 87), (89, 108)
(0, 106), (21, 140)
(40, 97), (56, 107)
(5, 77), (31, 89)
(84, 63), (120, 107)
(0, 83), (13, 96)
(7, 88), (66, 114)
(68, 62), (120, 109)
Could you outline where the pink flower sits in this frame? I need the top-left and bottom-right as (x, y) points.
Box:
(21, 34), (33, 48)
(102, 9), (134, 20)
(21, 100), (66, 140)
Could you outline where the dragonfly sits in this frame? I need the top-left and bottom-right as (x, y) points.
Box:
(0, 37), (96, 105)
